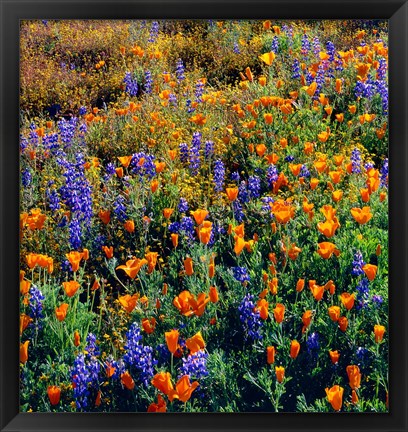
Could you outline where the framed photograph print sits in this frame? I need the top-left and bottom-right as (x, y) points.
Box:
(1, 0), (407, 431)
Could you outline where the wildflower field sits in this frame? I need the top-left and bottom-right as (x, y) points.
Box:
(19, 19), (389, 413)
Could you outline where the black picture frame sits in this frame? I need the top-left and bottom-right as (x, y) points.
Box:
(1, 1), (407, 431)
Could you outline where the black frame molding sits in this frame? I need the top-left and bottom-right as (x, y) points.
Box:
(1, 1), (407, 431)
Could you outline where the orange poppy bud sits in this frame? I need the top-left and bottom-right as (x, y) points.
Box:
(184, 257), (194, 276)
(338, 316), (348, 332)
(346, 365), (361, 390)
(351, 389), (359, 404)
(55, 303), (69, 322)
(326, 385), (344, 411)
(275, 366), (285, 383)
(20, 340), (29, 364)
(74, 331), (81, 347)
(296, 279), (305, 292)
(171, 233), (179, 248)
(264, 113), (273, 125)
(267, 346), (275, 364)
(374, 324), (385, 343)
(376, 244), (382, 256)
(290, 340), (300, 359)
(92, 279), (100, 291)
(332, 190), (343, 202)
(302, 310), (313, 329)
(47, 385), (61, 405)
(102, 245), (114, 259)
(209, 286), (219, 303)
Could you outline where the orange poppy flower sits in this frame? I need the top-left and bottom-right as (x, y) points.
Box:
(374, 324), (385, 343)
(47, 385), (61, 405)
(145, 252), (158, 274)
(165, 329), (179, 354)
(116, 258), (148, 279)
(317, 130), (330, 143)
(340, 293), (355, 310)
(346, 365), (361, 390)
(66, 251), (83, 272)
(259, 51), (276, 66)
(20, 279), (31, 295)
(209, 286), (219, 303)
(142, 317), (156, 334)
(290, 340), (300, 359)
(172, 375), (200, 403)
(273, 303), (285, 323)
(62, 280), (80, 298)
(173, 291), (194, 316)
(198, 224), (212, 245)
(328, 306), (341, 322)
(191, 209), (208, 225)
(118, 156), (132, 168)
(184, 257), (194, 276)
(100, 247), (113, 261)
(147, 394), (167, 412)
(326, 385), (344, 411)
(329, 350), (340, 364)
(324, 280), (336, 294)
(271, 201), (295, 224)
(362, 264), (377, 281)
(186, 331), (205, 354)
(338, 316), (348, 332)
(310, 283), (324, 301)
(275, 366), (285, 383)
(55, 303), (69, 322)
(350, 207), (372, 224)
(310, 178), (319, 190)
(163, 208), (174, 219)
(226, 187), (239, 202)
(20, 340), (29, 364)
(124, 220), (135, 233)
(234, 236), (246, 255)
(256, 144), (267, 157)
(190, 293), (210, 317)
(152, 372), (174, 398)
(317, 242), (340, 259)
(256, 299), (269, 320)
(121, 371), (135, 390)
(119, 294), (139, 313)
(317, 218), (340, 238)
